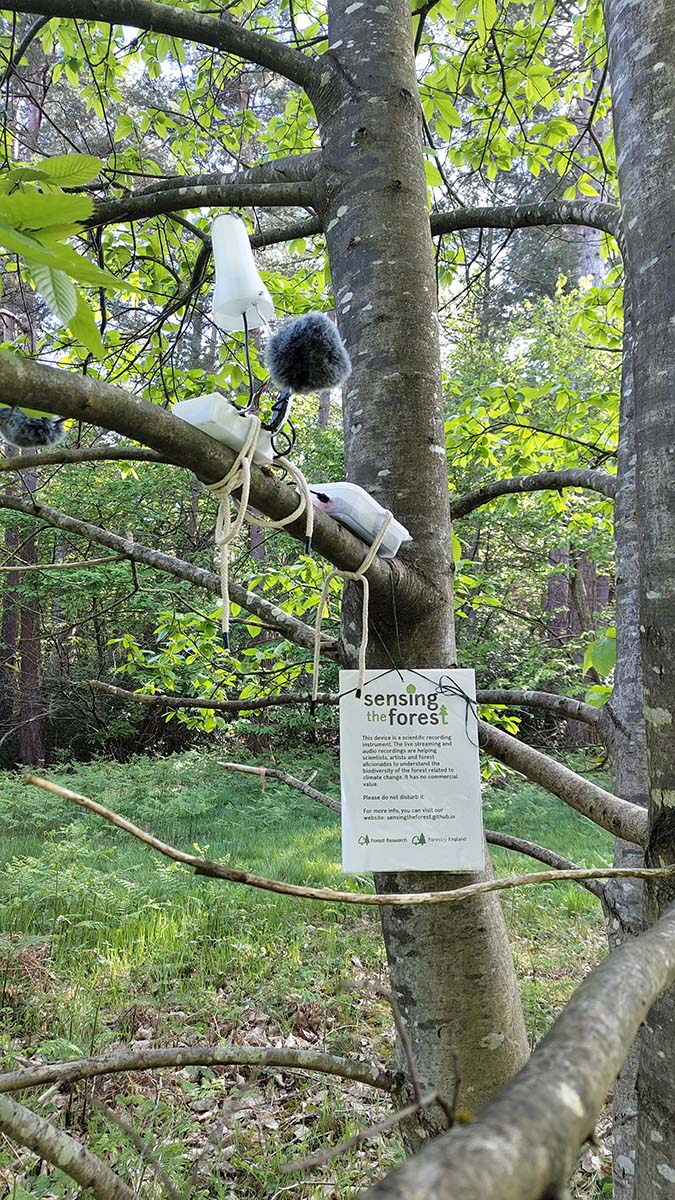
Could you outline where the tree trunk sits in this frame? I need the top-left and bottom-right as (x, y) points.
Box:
(17, 467), (45, 765)
(311, 0), (528, 1118)
(0, 498), (20, 731)
(603, 1), (675, 1194)
(601, 304), (648, 1200)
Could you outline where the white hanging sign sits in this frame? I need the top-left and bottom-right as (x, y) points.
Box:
(340, 669), (484, 873)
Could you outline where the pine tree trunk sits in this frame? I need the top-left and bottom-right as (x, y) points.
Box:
(310, 0), (528, 1117)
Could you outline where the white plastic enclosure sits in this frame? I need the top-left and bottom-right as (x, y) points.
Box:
(310, 482), (412, 558)
(172, 393), (274, 464)
(211, 214), (275, 332)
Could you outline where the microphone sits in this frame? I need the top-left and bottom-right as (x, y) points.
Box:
(265, 312), (351, 394)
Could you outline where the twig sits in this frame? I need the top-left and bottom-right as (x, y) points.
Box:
(0, 555), (125, 573)
(91, 1100), (182, 1200)
(281, 1091), (440, 1173)
(218, 761), (339, 812)
(22, 775), (675, 908)
(373, 985), (423, 1105)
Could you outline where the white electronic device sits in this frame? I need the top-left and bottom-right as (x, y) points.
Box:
(211, 214), (275, 332)
(172, 393), (274, 464)
(310, 482), (412, 558)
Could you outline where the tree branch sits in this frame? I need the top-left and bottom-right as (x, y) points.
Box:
(89, 681), (338, 722)
(358, 903), (675, 1200)
(0, 493), (333, 656)
(484, 830), (605, 898)
(0, 1044), (396, 1097)
(0, 1092), (134, 1200)
(218, 759), (340, 812)
(431, 199), (622, 241)
(0, 352), (435, 622)
(478, 720), (646, 845)
(0, 14), (51, 89)
(23, 774), (666, 905)
(218, 760), (606, 896)
(89, 181), (316, 229)
(0, 447), (168, 471)
(136, 150), (322, 195)
(87, 681), (601, 730)
(2, 0), (317, 90)
(450, 468), (616, 520)
(477, 689), (601, 727)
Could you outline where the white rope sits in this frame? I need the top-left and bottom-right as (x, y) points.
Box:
(206, 430), (314, 650)
(244, 456), (314, 552)
(206, 416), (261, 649)
(311, 511), (393, 707)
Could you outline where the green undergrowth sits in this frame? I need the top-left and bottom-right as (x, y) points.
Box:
(0, 749), (613, 1198)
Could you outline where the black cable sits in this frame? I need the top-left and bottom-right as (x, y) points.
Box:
(240, 309), (253, 408)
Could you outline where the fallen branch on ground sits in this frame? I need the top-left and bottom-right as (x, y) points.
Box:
(0, 1044), (396, 1096)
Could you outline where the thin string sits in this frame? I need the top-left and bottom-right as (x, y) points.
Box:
(311, 512), (392, 709)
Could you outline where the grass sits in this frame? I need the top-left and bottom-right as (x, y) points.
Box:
(0, 748), (614, 1198)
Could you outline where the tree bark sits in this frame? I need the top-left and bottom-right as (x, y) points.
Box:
(604, 1), (675, 1195)
(17, 467), (45, 765)
(601, 298), (648, 1200)
(311, 0), (527, 1118)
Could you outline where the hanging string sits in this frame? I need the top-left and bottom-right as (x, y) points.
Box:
(206, 435), (314, 650)
(311, 512), (392, 711)
(206, 416), (261, 649)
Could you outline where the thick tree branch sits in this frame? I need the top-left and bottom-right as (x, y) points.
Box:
(2, 0), (317, 90)
(477, 689), (601, 727)
(0, 493), (333, 656)
(0, 1044), (396, 1096)
(137, 150), (322, 195)
(431, 199), (622, 241)
(0, 352), (435, 622)
(478, 720), (646, 845)
(450, 468), (617, 520)
(358, 903), (675, 1200)
(90, 181), (316, 229)
(24, 775), (667, 905)
(0, 1092), (134, 1200)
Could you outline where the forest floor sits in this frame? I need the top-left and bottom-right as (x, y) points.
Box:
(0, 748), (613, 1199)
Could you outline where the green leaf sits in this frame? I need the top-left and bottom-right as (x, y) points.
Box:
(67, 292), (106, 358)
(585, 630), (616, 678)
(0, 190), (93, 230)
(0, 223), (140, 293)
(4, 164), (49, 183)
(424, 159), (443, 187)
(451, 531), (463, 562)
(38, 154), (103, 186)
(115, 115), (134, 139)
(477, 0), (497, 44)
(27, 261), (78, 324)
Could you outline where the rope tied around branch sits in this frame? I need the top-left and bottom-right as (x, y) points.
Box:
(311, 511), (392, 708)
(205, 427), (313, 650)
